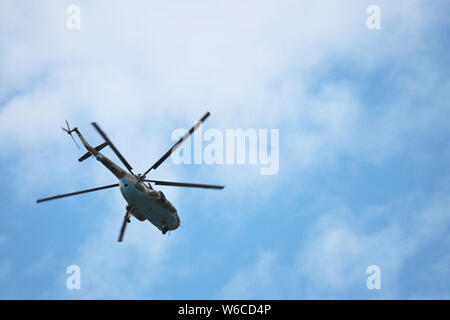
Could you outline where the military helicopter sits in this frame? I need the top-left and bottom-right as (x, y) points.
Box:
(36, 112), (224, 242)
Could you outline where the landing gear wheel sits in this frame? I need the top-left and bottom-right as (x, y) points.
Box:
(162, 226), (169, 235)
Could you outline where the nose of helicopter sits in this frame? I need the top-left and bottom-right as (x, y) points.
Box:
(118, 177), (134, 202)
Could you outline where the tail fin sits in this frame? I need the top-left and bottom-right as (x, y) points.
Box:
(62, 120), (80, 149)
(78, 142), (109, 162)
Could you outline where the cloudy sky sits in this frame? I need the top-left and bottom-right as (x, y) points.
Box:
(0, 0), (449, 299)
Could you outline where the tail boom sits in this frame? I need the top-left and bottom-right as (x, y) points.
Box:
(72, 128), (128, 179)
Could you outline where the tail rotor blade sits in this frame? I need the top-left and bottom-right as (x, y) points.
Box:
(62, 120), (80, 149)
(70, 133), (80, 149)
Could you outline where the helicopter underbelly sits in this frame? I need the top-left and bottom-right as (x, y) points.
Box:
(119, 178), (179, 231)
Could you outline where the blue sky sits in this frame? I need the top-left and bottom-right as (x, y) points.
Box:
(0, 0), (449, 299)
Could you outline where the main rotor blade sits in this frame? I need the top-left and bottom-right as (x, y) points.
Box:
(145, 179), (224, 189)
(143, 112), (210, 176)
(36, 184), (119, 203)
(118, 213), (130, 242)
(91, 122), (134, 175)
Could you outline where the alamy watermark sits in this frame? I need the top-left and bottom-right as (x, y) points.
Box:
(66, 265), (81, 290)
(66, 5), (81, 30)
(65, 5), (382, 32)
(366, 265), (381, 290)
(366, 5), (381, 30)
(170, 127), (279, 175)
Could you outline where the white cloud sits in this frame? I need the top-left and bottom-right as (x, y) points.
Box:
(25, 252), (55, 275)
(1, 0), (438, 194)
(218, 251), (278, 299)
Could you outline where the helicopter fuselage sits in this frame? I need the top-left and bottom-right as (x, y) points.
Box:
(118, 175), (180, 232)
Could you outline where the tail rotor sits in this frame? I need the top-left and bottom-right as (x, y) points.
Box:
(62, 120), (80, 149)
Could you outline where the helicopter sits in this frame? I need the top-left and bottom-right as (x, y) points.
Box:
(36, 112), (224, 242)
